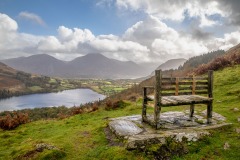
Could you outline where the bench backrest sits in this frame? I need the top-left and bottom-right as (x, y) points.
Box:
(155, 70), (213, 98)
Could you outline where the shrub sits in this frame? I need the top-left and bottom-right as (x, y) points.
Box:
(0, 112), (29, 130)
(91, 103), (99, 112)
(70, 107), (84, 115)
(105, 99), (128, 110)
(194, 52), (240, 75)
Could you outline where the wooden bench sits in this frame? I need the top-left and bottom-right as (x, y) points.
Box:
(142, 70), (213, 129)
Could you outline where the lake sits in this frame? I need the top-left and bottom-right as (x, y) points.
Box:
(0, 89), (106, 112)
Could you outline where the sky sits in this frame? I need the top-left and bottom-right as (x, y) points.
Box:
(0, 0), (240, 64)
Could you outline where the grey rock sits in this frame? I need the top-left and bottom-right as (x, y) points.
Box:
(224, 142), (230, 150)
(36, 143), (58, 152)
(233, 108), (239, 111)
(236, 128), (240, 134)
(202, 110), (226, 121)
(174, 120), (199, 127)
(109, 120), (143, 138)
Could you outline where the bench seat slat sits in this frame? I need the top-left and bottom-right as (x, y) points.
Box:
(147, 95), (212, 107)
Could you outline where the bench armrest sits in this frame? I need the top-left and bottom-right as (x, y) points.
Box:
(143, 86), (154, 89)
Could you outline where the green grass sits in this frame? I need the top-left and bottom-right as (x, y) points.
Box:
(0, 104), (146, 160)
(0, 65), (240, 159)
(49, 78), (57, 84)
(174, 65), (240, 160)
(28, 86), (43, 92)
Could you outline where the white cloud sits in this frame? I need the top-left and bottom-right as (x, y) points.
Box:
(0, 13), (18, 31)
(214, 31), (240, 50)
(1, 12), (240, 65)
(114, 0), (227, 27)
(122, 15), (210, 62)
(18, 11), (46, 26)
(38, 36), (64, 51)
(0, 13), (42, 55)
(123, 15), (178, 47)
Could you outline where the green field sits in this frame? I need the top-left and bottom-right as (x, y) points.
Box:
(0, 66), (240, 159)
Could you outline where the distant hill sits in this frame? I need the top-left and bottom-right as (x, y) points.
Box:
(2, 54), (148, 79)
(0, 62), (23, 90)
(2, 54), (68, 77)
(180, 50), (225, 71)
(155, 58), (187, 71)
(149, 58), (186, 76)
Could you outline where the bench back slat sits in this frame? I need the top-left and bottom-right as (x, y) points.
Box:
(155, 70), (213, 97)
(162, 91), (209, 96)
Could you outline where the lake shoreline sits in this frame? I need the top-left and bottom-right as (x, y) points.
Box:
(0, 86), (105, 100)
(0, 88), (106, 112)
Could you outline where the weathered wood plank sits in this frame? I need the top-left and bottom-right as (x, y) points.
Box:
(143, 86), (154, 89)
(190, 104), (194, 119)
(177, 81), (208, 85)
(195, 86), (208, 90)
(175, 78), (179, 96)
(161, 86), (175, 90)
(154, 70), (161, 129)
(142, 87), (147, 122)
(207, 70), (213, 123)
(192, 75), (196, 95)
(162, 77), (208, 81)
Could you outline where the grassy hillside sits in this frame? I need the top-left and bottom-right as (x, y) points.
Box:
(0, 62), (83, 99)
(0, 65), (239, 159)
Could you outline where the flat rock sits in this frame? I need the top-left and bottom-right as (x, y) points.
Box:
(107, 111), (231, 150)
(202, 110), (226, 121)
(109, 120), (143, 138)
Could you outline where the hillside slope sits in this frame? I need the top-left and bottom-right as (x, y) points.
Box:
(194, 44), (240, 74)
(0, 62), (81, 99)
(0, 65), (239, 159)
(0, 62), (24, 90)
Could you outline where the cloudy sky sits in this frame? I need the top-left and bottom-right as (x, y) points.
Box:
(0, 0), (240, 64)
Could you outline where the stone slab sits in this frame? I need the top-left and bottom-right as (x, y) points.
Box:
(109, 120), (143, 138)
(107, 111), (231, 150)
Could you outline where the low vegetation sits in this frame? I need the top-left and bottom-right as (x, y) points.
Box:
(79, 79), (139, 96)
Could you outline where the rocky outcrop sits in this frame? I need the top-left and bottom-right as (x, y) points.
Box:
(108, 111), (231, 150)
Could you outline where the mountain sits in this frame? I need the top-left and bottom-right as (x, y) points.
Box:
(149, 58), (186, 76)
(155, 58), (186, 71)
(2, 54), (68, 77)
(2, 54), (148, 79)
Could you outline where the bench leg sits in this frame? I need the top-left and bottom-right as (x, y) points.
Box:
(190, 104), (194, 121)
(207, 101), (213, 124)
(154, 104), (161, 129)
(142, 88), (147, 122)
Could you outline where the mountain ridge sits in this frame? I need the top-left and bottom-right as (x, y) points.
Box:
(2, 54), (148, 79)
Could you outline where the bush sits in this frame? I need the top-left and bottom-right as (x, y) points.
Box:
(70, 107), (84, 115)
(91, 103), (99, 112)
(105, 99), (128, 110)
(194, 52), (240, 75)
(0, 112), (29, 130)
